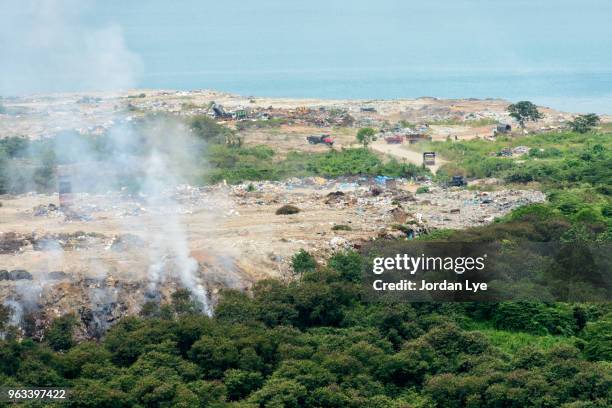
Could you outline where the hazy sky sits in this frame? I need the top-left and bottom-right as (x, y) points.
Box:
(95, 0), (612, 75)
(1, 0), (611, 108)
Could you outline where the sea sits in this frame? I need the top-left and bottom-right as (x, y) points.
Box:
(3, 0), (612, 114)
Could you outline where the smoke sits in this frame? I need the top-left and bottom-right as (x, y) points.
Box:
(44, 116), (215, 317)
(141, 147), (212, 314)
(0, 0), (142, 95)
(1, 1), (215, 328)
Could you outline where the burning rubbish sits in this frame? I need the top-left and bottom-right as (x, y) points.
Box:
(1, 174), (546, 337)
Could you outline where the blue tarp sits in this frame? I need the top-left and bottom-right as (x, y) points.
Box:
(375, 176), (392, 185)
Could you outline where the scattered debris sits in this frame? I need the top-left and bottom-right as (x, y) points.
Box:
(33, 203), (59, 216)
(48, 271), (69, 280)
(512, 145), (530, 155)
(109, 234), (146, 251)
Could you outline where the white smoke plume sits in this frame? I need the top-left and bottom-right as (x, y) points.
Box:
(0, 0), (141, 95)
(1, 0), (214, 327)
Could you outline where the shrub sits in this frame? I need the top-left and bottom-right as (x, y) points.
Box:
(291, 250), (316, 274)
(327, 250), (363, 282)
(189, 115), (233, 143)
(331, 224), (352, 231)
(276, 205), (300, 215)
(416, 186), (430, 194)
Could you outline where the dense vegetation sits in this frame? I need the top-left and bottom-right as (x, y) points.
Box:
(1, 197), (610, 407)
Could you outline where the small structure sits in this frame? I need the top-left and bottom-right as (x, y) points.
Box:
(423, 152), (436, 166)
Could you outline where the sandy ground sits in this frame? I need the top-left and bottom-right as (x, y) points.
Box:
(241, 125), (356, 155)
(370, 139), (447, 174)
(1, 181), (544, 295)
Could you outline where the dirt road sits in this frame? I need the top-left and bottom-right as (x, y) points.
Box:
(370, 140), (446, 174)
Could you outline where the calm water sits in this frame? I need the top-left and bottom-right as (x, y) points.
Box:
(3, 0), (612, 113)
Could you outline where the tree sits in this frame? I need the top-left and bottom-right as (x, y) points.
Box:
(582, 314), (612, 361)
(568, 113), (600, 133)
(33, 148), (56, 191)
(356, 127), (376, 147)
(249, 378), (308, 407)
(224, 369), (263, 400)
(327, 250), (363, 282)
(507, 101), (543, 130)
(46, 314), (77, 352)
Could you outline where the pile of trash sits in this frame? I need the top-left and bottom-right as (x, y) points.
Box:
(1, 231), (149, 254)
(496, 145), (531, 157)
(416, 188), (546, 228)
(33, 203), (60, 216)
(0, 269), (33, 281)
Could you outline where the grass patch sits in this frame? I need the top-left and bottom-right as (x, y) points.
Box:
(236, 118), (287, 131)
(204, 146), (431, 184)
(416, 131), (611, 201)
(427, 117), (499, 127)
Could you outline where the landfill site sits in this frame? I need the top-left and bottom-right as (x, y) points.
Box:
(0, 90), (571, 338)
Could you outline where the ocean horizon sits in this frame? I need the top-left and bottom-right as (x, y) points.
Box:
(2, 0), (612, 114)
(138, 69), (612, 114)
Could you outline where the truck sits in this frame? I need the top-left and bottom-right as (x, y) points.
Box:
(307, 134), (334, 146)
(448, 175), (467, 187)
(493, 123), (512, 136)
(423, 152), (436, 166)
(384, 135), (404, 144)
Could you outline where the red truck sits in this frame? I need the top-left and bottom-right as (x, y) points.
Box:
(384, 134), (404, 144)
(307, 134), (334, 146)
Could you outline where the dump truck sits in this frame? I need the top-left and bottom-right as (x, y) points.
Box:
(405, 133), (431, 144)
(384, 135), (403, 144)
(423, 152), (436, 166)
(307, 135), (334, 146)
